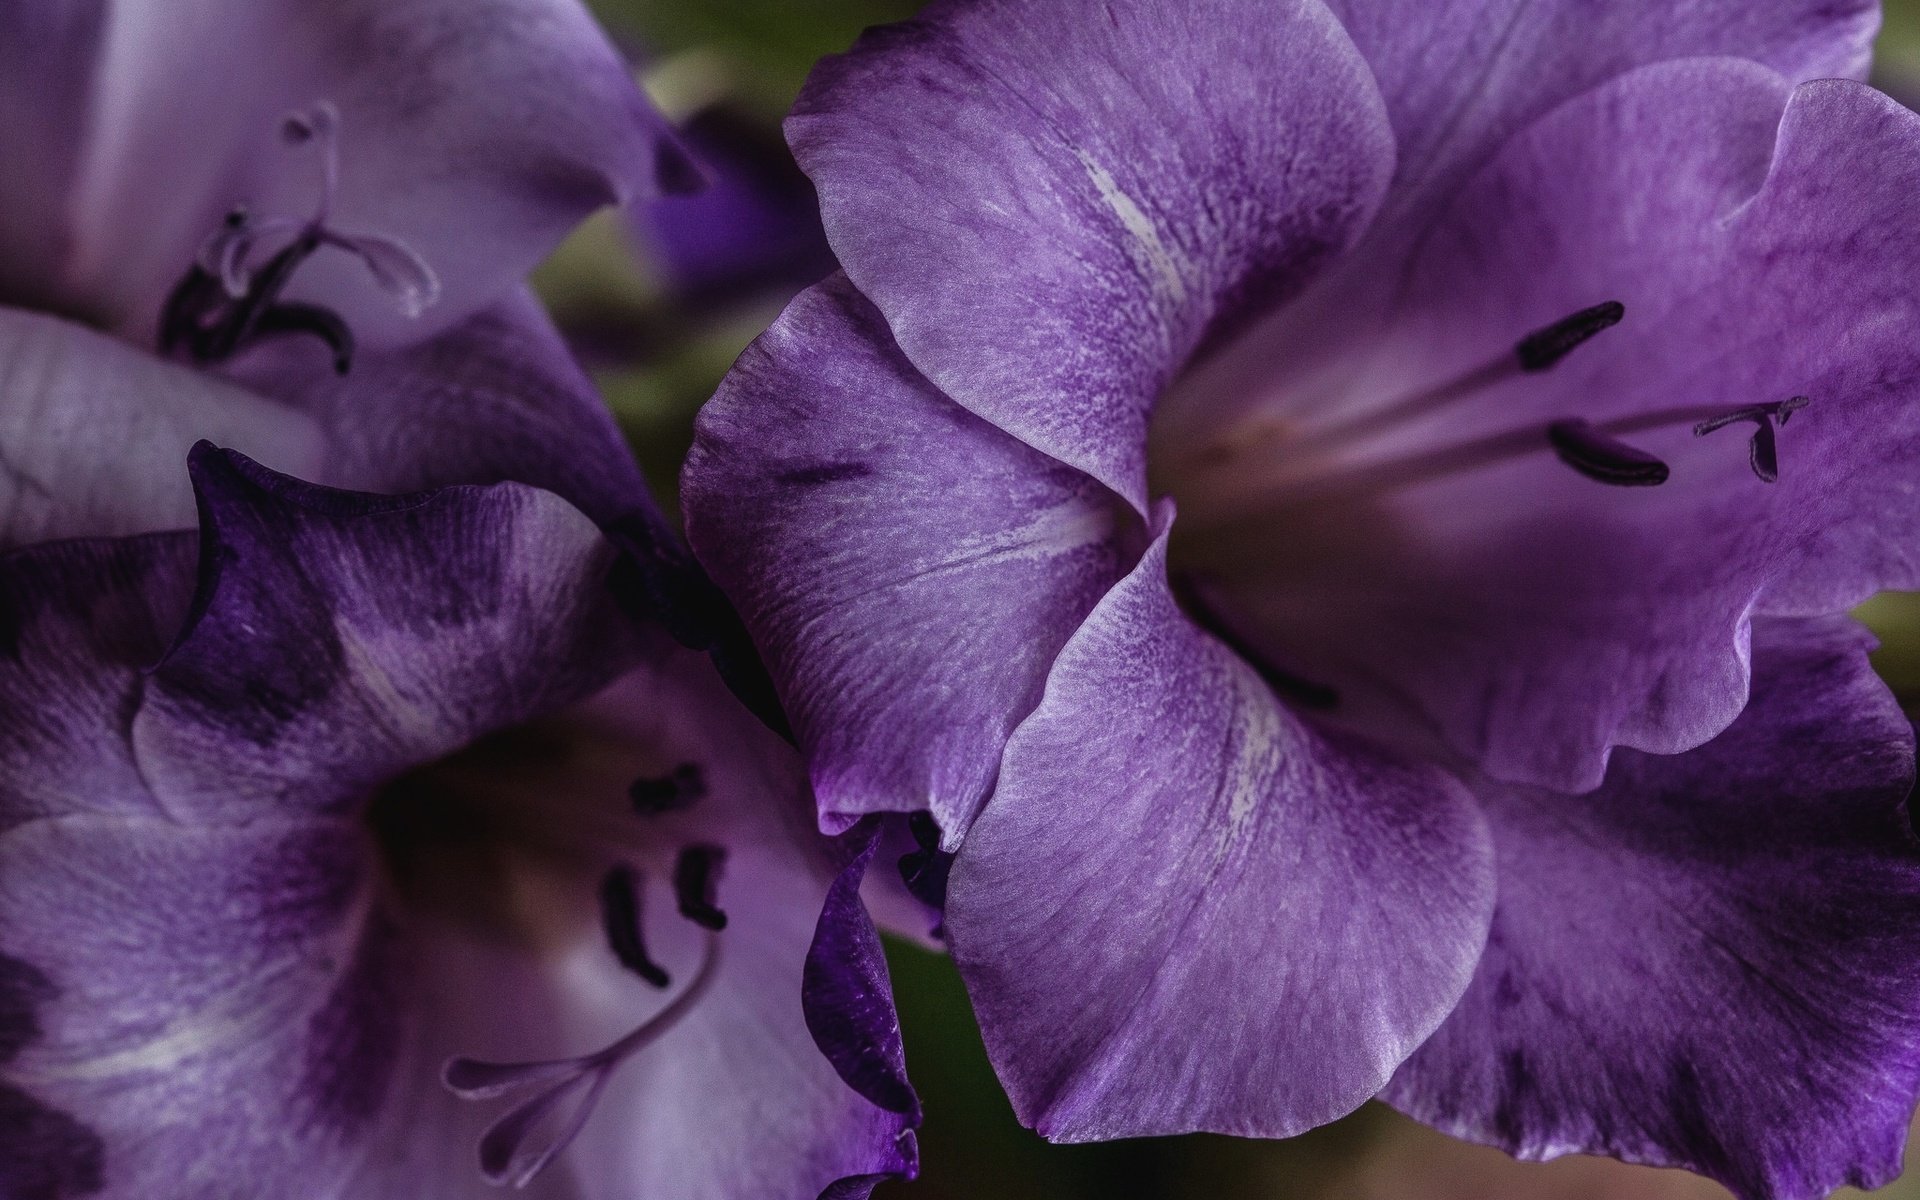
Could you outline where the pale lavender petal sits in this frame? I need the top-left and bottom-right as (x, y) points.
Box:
(1327, 0), (1874, 211)
(0, 1), (106, 312)
(685, 276), (1131, 839)
(0, 307), (326, 550)
(944, 526), (1494, 1141)
(52, 0), (693, 344)
(1189, 0), (1880, 437)
(1193, 66), (1920, 791)
(1385, 618), (1920, 1200)
(510, 656), (920, 1198)
(788, 0), (1395, 509)
(133, 446), (645, 821)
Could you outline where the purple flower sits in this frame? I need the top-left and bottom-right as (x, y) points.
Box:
(0, 0), (696, 546)
(0, 6), (922, 1193)
(683, 1), (1920, 1195)
(0, 445), (919, 1198)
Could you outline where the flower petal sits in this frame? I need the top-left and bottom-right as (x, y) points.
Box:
(1327, 0), (1874, 210)
(803, 827), (920, 1123)
(787, 0), (1395, 510)
(0, 3), (106, 314)
(133, 446), (646, 821)
(0, 534), (197, 831)
(944, 524), (1494, 1141)
(0, 813), (399, 1199)
(45, 0), (692, 343)
(1193, 64), (1920, 791)
(684, 276), (1132, 840)
(1384, 617), (1920, 1200)
(231, 288), (656, 530)
(0, 307), (326, 550)
(489, 655), (921, 1199)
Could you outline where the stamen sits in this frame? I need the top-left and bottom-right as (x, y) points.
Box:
(598, 865), (670, 989)
(250, 301), (354, 375)
(1546, 419), (1670, 487)
(1692, 396), (1809, 483)
(156, 99), (440, 373)
(673, 845), (729, 931)
(628, 763), (706, 816)
(443, 932), (723, 1188)
(1196, 300), (1628, 467)
(1515, 301), (1626, 372)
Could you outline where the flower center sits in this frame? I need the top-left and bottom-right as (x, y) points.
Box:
(157, 101), (439, 375)
(365, 710), (732, 1188)
(1150, 301), (1812, 714)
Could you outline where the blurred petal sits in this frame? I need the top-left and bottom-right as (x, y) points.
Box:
(0, 2), (106, 314)
(945, 527), (1493, 1140)
(41, 0), (691, 342)
(1386, 617), (1920, 1200)
(0, 307), (325, 550)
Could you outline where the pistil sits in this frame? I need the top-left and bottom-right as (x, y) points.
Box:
(157, 100), (439, 374)
(443, 930), (723, 1187)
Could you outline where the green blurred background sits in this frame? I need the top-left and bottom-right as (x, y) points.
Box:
(542, 3), (1920, 1195)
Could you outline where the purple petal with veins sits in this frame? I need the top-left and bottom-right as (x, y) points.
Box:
(686, 1), (1920, 1192)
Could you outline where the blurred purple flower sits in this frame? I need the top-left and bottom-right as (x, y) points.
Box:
(0, 0), (698, 541)
(632, 104), (836, 315)
(684, 1), (1920, 1195)
(0, 445), (918, 1199)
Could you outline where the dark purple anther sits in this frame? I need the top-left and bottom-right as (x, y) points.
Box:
(598, 865), (670, 989)
(673, 845), (729, 931)
(1546, 418), (1671, 486)
(1515, 301), (1625, 372)
(628, 763), (706, 815)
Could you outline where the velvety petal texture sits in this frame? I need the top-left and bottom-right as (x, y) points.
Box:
(0, 814), (400, 1198)
(1192, 65), (1920, 791)
(134, 445), (641, 822)
(945, 528), (1494, 1141)
(0, 534), (196, 832)
(20, 0), (690, 344)
(1385, 618), (1920, 1200)
(1325, 0), (1874, 208)
(788, 0), (1396, 509)
(804, 828), (920, 1123)
(685, 277), (1131, 839)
